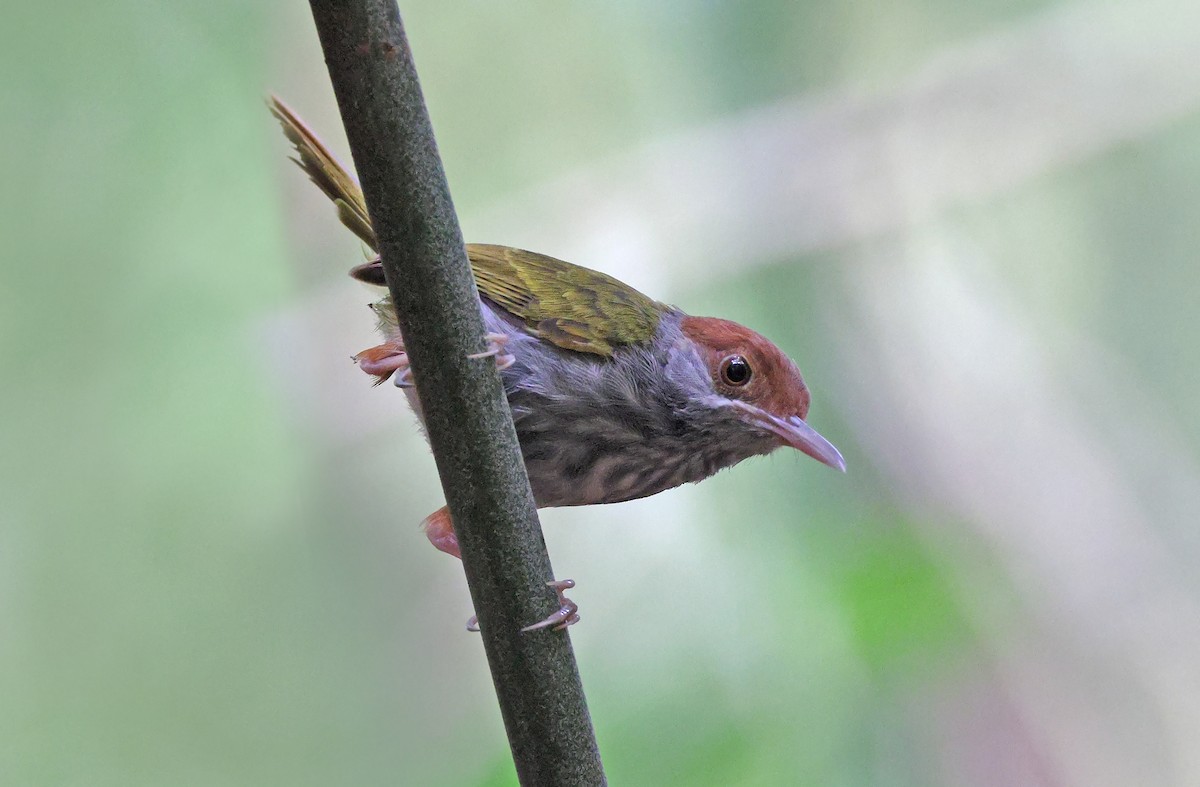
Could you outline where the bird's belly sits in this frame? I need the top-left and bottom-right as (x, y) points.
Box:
(524, 453), (680, 507)
(520, 437), (729, 508)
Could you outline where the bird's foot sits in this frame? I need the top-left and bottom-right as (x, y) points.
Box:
(421, 507), (576, 633)
(467, 332), (515, 371)
(465, 580), (580, 633)
(359, 334), (511, 387)
(354, 340), (409, 386)
(521, 579), (580, 632)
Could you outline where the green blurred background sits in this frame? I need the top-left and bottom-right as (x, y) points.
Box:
(4, 1), (1199, 784)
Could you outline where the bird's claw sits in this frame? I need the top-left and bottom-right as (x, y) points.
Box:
(360, 333), (511, 387)
(463, 580), (579, 633)
(521, 579), (580, 633)
(467, 332), (515, 371)
(354, 340), (409, 386)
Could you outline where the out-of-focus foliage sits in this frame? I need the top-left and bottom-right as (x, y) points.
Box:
(3, 1), (1198, 785)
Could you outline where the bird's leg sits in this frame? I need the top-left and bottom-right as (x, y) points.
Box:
(358, 333), (513, 388)
(466, 332), (516, 371)
(420, 507), (477, 631)
(354, 340), (408, 386)
(419, 505), (579, 633)
(420, 505), (461, 559)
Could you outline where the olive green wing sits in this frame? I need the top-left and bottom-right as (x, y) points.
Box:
(466, 244), (665, 357)
(269, 101), (663, 356)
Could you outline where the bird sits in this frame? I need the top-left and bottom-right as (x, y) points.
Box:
(270, 97), (845, 632)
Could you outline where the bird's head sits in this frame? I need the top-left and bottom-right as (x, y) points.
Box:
(679, 316), (845, 472)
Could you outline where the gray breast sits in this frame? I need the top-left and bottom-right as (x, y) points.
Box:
(494, 313), (769, 507)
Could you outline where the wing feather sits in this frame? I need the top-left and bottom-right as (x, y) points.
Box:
(467, 245), (663, 356)
(271, 99), (663, 357)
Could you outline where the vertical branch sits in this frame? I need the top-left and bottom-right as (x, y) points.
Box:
(304, 2), (605, 784)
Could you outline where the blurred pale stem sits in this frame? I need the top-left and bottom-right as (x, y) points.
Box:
(304, 1), (605, 784)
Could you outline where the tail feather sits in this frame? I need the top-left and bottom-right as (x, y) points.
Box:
(268, 96), (378, 251)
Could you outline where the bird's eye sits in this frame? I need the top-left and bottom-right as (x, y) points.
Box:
(719, 355), (752, 386)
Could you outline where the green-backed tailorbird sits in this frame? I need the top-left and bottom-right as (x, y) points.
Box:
(271, 98), (845, 631)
